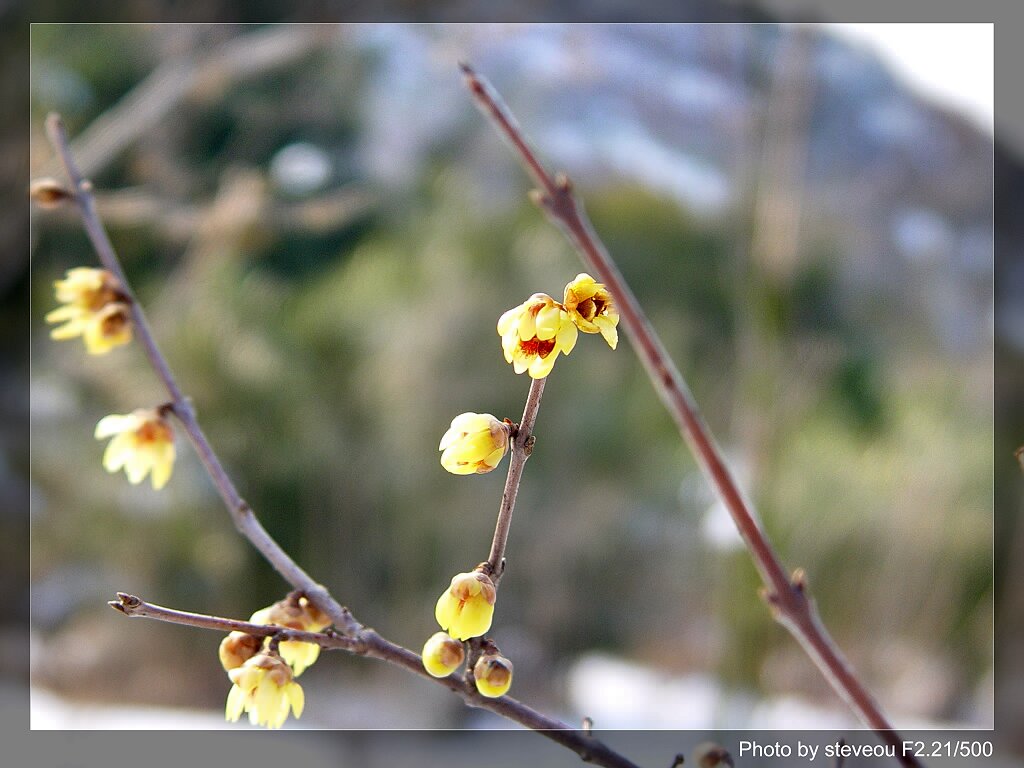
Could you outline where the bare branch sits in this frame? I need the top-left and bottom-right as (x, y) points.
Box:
(108, 592), (359, 651)
(460, 63), (923, 767)
(111, 593), (639, 768)
(43, 113), (641, 768)
(486, 376), (546, 583)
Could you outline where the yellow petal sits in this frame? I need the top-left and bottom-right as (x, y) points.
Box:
(556, 317), (578, 354)
(534, 305), (562, 340)
(528, 353), (557, 379)
(95, 413), (137, 439)
(496, 306), (520, 336)
(124, 452), (151, 485)
(595, 315), (618, 349)
(517, 308), (536, 341)
(225, 684), (246, 722)
(102, 433), (135, 472)
(287, 682), (304, 718)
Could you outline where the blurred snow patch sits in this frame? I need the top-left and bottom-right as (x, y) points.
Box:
(32, 687), (231, 729)
(270, 142), (332, 195)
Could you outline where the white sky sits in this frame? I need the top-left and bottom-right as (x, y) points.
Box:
(822, 23), (993, 135)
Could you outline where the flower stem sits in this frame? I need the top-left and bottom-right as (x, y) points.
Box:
(486, 376), (546, 583)
(461, 62), (922, 766)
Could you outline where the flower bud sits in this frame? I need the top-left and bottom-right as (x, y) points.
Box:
(219, 631), (262, 672)
(249, 595), (330, 676)
(30, 177), (73, 209)
(473, 652), (513, 698)
(421, 631), (465, 678)
(434, 570), (496, 641)
(439, 412), (510, 475)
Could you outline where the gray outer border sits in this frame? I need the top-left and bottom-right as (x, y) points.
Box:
(10, 2), (1016, 766)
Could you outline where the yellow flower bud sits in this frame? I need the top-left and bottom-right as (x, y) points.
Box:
(46, 268), (133, 354)
(563, 273), (619, 349)
(439, 412), (510, 475)
(473, 652), (513, 698)
(219, 631), (262, 672)
(497, 293), (578, 378)
(225, 651), (304, 729)
(249, 596), (331, 676)
(435, 570), (496, 641)
(421, 631), (465, 678)
(95, 409), (176, 490)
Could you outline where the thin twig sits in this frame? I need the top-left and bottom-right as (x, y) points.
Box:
(460, 63), (922, 767)
(110, 592), (639, 767)
(43, 113), (641, 768)
(108, 592), (359, 650)
(486, 376), (546, 583)
(45, 112), (362, 639)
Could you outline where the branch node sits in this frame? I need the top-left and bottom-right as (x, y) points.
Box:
(582, 715), (594, 735)
(522, 433), (537, 456)
(528, 188), (552, 209)
(791, 567), (808, 594)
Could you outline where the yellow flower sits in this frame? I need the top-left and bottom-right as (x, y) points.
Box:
(435, 570), (496, 641)
(46, 267), (133, 354)
(563, 273), (619, 349)
(497, 293), (578, 379)
(439, 412), (510, 475)
(421, 631), (465, 678)
(225, 652), (304, 729)
(219, 631), (262, 672)
(473, 652), (513, 698)
(94, 409), (175, 490)
(249, 597), (330, 677)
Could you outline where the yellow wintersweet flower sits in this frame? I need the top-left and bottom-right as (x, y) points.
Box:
(249, 597), (330, 676)
(563, 273), (619, 349)
(421, 631), (465, 678)
(439, 412), (510, 475)
(46, 267), (133, 354)
(225, 651), (304, 729)
(473, 652), (513, 698)
(94, 409), (175, 490)
(435, 570), (496, 641)
(497, 293), (578, 379)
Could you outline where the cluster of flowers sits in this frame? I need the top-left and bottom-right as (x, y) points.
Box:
(424, 570), (512, 697)
(218, 595), (330, 728)
(46, 255), (619, 717)
(426, 273), (619, 698)
(48, 267), (177, 490)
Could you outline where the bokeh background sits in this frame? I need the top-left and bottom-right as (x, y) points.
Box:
(24, 22), (997, 735)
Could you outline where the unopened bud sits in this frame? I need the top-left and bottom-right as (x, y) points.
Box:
(219, 631), (262, 671)
(30, 178), (73, 209)
(421, 631), (465, 678)
(473, 651), (513, 698)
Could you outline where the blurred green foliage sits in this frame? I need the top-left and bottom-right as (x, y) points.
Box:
(30, 24), (992, 726)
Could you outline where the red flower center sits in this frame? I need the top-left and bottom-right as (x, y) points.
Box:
(519, 337), (556, 359)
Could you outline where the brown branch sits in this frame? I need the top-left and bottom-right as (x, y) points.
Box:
(110, 594), (639, 768)
(109, 592), (359, 650)
(43, 113), (641, 768)
(461, 63), (923, 767)
(486, 376), (546, 583)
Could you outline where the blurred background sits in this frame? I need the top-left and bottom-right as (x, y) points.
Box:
(21, 21), (999, 739)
